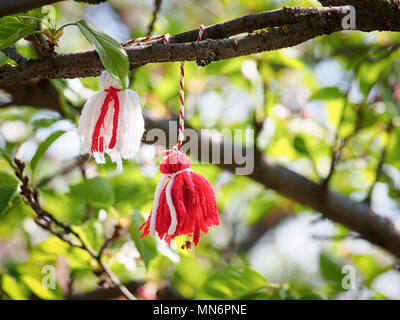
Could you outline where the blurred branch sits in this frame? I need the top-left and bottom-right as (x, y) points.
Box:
(13, 158), (137, 300)
(0, 79), (66, 115)
(364, 120), (395, 204)
(147, 0), (162, 35)
(0, 0), (107, 18)
(312, 232), (364, 241)
(1, 5), (399, 87)
(319, 0), (400, 30)
(143, 114), (400, 258)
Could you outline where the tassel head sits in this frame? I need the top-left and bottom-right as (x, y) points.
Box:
(160, 149), (191, 174)
(140, 150), (219, 247)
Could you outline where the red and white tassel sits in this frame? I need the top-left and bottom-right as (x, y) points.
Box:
(139, 150), (219, 246)
(140, 25), (220, 247)
(78, 70), (144, 173)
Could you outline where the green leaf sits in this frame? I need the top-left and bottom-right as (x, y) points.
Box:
(31, 130), (66, 173)
(311, 87), (343, 100)
(358, 50), (400, 96)
(40, 189), (86, 224)
(30, 117), (59, 129)
(79, 219), (104, 252)
(386, 129), (400, 170)
(0, 171), (19, 215)
(294, 136), (308, 154)
(69, 177), (115, 207)
(0, 9), (47, 50)
(0, 198), (33, 236)
(197, 266), (267, 299)
(0, 148), (16, 170)
(352, 255), (390, 286)
(1, 273), (29, 300)
(76, 20), (129, 90)
(20, 274), (63, 300)
(0, 16), (36, 50)
(319, 251), (345, 292)
(16, 237), (65, 300)
(130, 212), (158, 266)
(0, 172), (18, 187)
(245, 191), (282, 225)
(0, 187), (17, 214)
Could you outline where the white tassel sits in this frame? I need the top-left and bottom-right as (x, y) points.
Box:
(77, 71), (145, 173)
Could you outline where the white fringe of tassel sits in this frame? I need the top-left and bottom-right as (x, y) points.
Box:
(78, 71), (144, 173)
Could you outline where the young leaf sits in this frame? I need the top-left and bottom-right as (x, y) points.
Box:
(69, 177), (115, 208)
(311, 87), (344, 100)
(0, 187), (17, 214)
(31, 130), (66, 172)
(1, 274), (29, 300)
(0, 17), (36, 50)
(319, 251), (345, 292)
(76, 20), (129, 90)
(0, 9), (47, 50)
(197, 266), (267, 299)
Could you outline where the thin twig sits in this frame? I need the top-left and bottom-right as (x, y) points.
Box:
(13, 158), (136, 300)
(364, 120), (394, 204)
(147, 0), (162, 35)
(322, 61), (364, 188)
(97, 224), (123, 259)
(312, 232), (364, 241)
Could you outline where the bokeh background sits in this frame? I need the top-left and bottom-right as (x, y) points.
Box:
(1, 0), (400, 300)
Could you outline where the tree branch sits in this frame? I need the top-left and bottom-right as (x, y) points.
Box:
(0, 6), (396, 88)
(319, 0), (400, 30)
(147, 0), (162, 36)
(1, 47), (29, 64)
(0, 0), (107, 18)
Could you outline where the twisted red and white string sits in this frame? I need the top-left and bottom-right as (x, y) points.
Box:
(126, 25), (205, 150)
(127, 34), (170, 45)
(176, 24), (204, 150)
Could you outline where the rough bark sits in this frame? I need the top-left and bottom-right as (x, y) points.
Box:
(0, 6), (397, 88)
